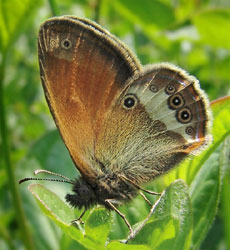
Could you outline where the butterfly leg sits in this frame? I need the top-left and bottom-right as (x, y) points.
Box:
(139, 191), (152, 206)
(71, 208), (86, 225)
(105, 199), (134, 237)
(126, 191), (165, 243)
(119, 174), (161, 195)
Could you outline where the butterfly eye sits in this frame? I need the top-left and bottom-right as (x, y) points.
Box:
(168, 94), (184, 110)
(122, 94), (138, 110)
(177, 108), (192, 123)
(61, 39), (72, 49)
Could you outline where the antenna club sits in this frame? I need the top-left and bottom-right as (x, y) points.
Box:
(19, 178), (32, 184)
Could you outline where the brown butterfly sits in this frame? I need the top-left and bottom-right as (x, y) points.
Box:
(20, 15), (212, 238)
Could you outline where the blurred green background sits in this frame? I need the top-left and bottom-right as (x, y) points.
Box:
(0, 0), (230, 249)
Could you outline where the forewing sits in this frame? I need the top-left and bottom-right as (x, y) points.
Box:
(38, 16), (141, 180)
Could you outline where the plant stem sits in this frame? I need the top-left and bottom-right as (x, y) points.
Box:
(0, 221), (16, 250)
(94, 0), (102, 23)
(48, 0), (60, 16)
(0, 52), (35, 250)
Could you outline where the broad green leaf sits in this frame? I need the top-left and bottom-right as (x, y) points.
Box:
(28, 184), (105, 250)
(85, 208), (111, 246)
(188, 97), (230, 249)
(130, 180), (192, 250)
(28, 184), (77, 224)
(189, 146), (222, 249)
(193, 9), (230, 48)
(221, 136), (230, 250)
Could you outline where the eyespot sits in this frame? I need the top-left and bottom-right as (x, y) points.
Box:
(150, 84), (159, 93)
(122, 94), (138, 110)
(165, 84), (176, 95)
(61, 39), (72, 49)
(168, 94), (184, 110)
(186, 126), (194, 135)
(176, 108), (192, 124)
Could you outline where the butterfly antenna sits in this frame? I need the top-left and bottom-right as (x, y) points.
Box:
(34, 169), (73, 182)
(19, 169), (75, 185)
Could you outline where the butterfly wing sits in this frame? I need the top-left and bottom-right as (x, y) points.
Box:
(95, 63), (212, 184)
(38, 16), (141, 180)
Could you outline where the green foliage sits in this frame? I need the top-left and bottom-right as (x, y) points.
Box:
(0, 0), (230, 250)
(29, 180), (192, 250)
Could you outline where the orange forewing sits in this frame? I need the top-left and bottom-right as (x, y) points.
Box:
(38, 16), (141, 180)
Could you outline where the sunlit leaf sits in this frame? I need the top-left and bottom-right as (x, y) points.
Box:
(130, 180), (192, 250)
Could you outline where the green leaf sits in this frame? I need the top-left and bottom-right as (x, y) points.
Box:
(28, 184), (104, 250)
(130, 180), (192, 250)
(221, 137), (230, 250)
(85, 208), (111, 246)
(28, 184), (77, 224)
(189, 146), (222, 249)
(186, 97), (230, 249)
(193, 9), (230, 48)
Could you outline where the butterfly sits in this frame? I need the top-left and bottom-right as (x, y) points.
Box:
(21, 15), (212, 238)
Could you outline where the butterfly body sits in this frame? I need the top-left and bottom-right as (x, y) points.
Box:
(66, 174), (138, 210)
(38, 16), (212, 212)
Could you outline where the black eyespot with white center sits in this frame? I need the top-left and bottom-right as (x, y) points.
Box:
(177, 108), (192, 124)
(122, 94), (138, 110)
(61, 39), (72, 50)
(168, 93), (185, 110)
(165, 84), (177, 95)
